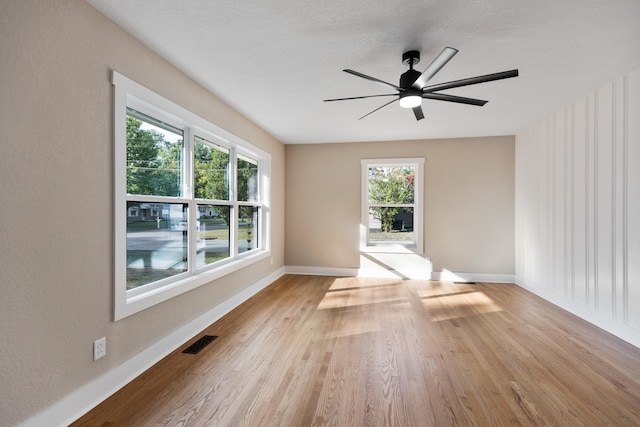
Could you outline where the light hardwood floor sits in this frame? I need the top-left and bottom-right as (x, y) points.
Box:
(73, 275), (640, 426)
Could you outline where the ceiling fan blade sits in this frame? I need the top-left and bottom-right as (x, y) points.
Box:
(344, 69), (404, 92)
(358, 98), (398, 120)
(422, 69), (519, 93)
(411, 47), (458, 89)
(412, 106), (425, 121)
(422, 93), (487, 106)
(323, 94), (397, 102)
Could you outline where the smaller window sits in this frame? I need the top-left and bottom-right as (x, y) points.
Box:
(361, 158), (424, 253)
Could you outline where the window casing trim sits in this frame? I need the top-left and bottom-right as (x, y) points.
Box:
(113, 70), (271, 321)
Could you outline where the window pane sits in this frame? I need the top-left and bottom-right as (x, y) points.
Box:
(368, 207), (414, 242)
(196, 204), (230, 268)
(126, 202), (188, 289)
(194, 137), (229, 200)
(237, 155), (258, 202)
(126, 109), (183, 197)
(368, 166), (415, 204)
(239, 206), (259, 253)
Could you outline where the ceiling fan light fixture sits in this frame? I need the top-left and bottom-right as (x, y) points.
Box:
(399, 94), (422, 109)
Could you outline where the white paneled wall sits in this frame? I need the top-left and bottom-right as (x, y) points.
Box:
(516, 67), (640, 348)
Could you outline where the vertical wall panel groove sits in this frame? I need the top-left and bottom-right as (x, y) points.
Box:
(570, 103), (576, 299)
(613, 77), (625, 323)
(553, 110), (566, 295)
(587, 93), (597, 310)
(611, 82), (618, 318)
(611, 83), (617, 318)
(549, 115), (555, 291)
(593, 91), (599, 311)
(585, 93), (597, 309)
(622, 75), (629, 324)
(585, 96), (591, 306)
(566, 106), (573, 297)
(594, 84), (615, 317)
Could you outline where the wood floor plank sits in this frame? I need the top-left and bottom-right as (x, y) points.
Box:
(72, 275), (640, 426)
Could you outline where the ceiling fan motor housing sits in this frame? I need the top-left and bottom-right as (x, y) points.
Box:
(400, 69), (422, 90)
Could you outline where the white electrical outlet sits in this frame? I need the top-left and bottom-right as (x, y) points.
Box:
(94, 337), (106, 361)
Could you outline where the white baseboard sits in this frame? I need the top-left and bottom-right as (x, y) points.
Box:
(285, 265), (359, 277)
(20, 267), (286, 427)
(285, 265), (431, 279)
(286, 266), (515, 283)
(357, 268), (431, 279)
(515, 275), (640, 349)
(430, 271), (516, 283)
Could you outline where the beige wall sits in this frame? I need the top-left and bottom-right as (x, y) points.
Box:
(285, 137), (515, 274)
(0, 1), (284, 425)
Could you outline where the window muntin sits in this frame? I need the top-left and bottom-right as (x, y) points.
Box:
(361, 158), (424, 253)
(114, 71), (270, 320)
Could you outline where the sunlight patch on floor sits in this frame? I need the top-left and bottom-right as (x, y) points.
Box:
(314, 278), (416, 338)
(327, 277), (402, 291)
(318, 285), (406, 310)
(422, 291), (503, 322)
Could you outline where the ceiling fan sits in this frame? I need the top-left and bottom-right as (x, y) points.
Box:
(323, 47), (518, 121)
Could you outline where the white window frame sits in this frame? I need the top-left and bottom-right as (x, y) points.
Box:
(113, 71), (271, 320)
(361, 158), (424, 254)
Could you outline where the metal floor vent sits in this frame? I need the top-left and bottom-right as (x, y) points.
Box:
(454, 281), (477, 285)
(182, 335), (218, 354)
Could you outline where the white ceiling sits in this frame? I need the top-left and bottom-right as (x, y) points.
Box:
(87, 0), (640, 144)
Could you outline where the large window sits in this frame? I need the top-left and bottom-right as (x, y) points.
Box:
(361, 158), (424, 253)
(114, 71), (270, 320)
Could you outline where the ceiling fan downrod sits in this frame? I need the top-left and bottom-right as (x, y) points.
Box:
(400, 50), (423, 92)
